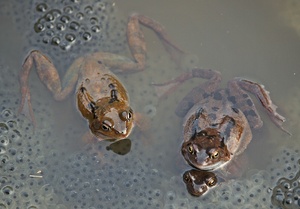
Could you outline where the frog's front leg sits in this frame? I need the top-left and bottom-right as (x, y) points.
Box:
(90, 14), (184, 74)
(19, 50), (80, 126)
(228, 78), (290, 134)
(127, 14), (184, 69)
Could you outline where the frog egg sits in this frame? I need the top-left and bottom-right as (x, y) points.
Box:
(164, 190), (177, 204)
(0, 199), (16, 209)
(143, 104), (157, 118)
(1, 185), (14, 196)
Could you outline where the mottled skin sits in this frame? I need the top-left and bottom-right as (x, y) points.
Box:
(154, 68), (289, 196)
(155, 68), (289, 170)
(19, 14), (183, 141)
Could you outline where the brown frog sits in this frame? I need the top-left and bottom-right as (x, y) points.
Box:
(19, 14), (183, 141)
(183, 169), (218, 197)
(154, 68), (289, 196)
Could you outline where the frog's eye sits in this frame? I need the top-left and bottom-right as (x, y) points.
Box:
(128, 109), (133, 120)
(206, 177), (217, 187)
(188, 145), (194, 154)
(210, 150), (219, 159)
(119, 109), (133, 121)
(101, 120), (112, 132)
(183, 173), (191, 183)
(197, 131), (207, 137)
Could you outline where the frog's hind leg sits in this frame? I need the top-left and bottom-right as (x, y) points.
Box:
(228, 78), (290, 134)
(152, 68), (221, 117)
(19, 50), (79, 126)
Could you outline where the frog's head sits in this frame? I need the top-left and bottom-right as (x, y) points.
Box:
(77, 86), (134, 141)
(89, 100), (134, 141)
(181, 128), (231, 170)
(183, 169), (217, 196)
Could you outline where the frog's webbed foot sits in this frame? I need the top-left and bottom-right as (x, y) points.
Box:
(231, 78), (291, 135)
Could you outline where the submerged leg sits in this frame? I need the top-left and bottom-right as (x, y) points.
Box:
(127, 14), (184, 67)
(152, 68), (221, 117)
(228, 78), (290, 134)
(19, 50), (79, 126)
(90, 14), (185, 74)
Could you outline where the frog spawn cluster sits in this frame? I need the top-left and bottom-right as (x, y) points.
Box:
(270, 149), (300, 209)
(9, 0), (127, 70)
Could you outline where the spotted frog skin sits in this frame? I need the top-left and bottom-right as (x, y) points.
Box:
(155, 68), (289, 196)
(157, 68), (289, 170)
(19, 14), (183, 141)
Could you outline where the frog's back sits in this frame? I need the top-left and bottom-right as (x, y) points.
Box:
(77, 58), (129, 103)
(182, 89), (252, 156)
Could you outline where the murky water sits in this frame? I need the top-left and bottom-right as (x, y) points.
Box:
(0, 0), (299, 208)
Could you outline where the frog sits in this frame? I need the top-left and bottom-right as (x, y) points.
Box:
(18, 14), (183, 141)
(183, 169), (218, 197)
(153, 68), (290, 196)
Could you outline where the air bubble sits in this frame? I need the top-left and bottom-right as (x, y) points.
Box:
(45, 13), (54, 21)
(76, 12), (84, 20)
(46, 22), (54, 29)
(27, 205), (38, 209)
(51, 9), (61, 18)
(0, 154), (9, 165)
(96, 2), (106, 11)
(63, 6), (73, 14)
(90, 17), (98, 25)
(84, 6), (93, 14)
(0, 136), (9, 146)
(91, 25), (101, 33)
(1, 109), (13, 118)
(82, 32), (92, 41)
(12, 129), (22, 138)
(2, 185), (14, 195)
(65, 33), (76, 42)
(0, 145), (6, 154)
(0, 123), (9, 134)
(60, 15), (70, 24)
(36, 3), (48, 12)
(7, 120), (17, 129)
(60, 42), (71, 51)
(56, 23), (65, 31)
(34, 23), (45, 33)
(69, 21), (80, 31)
(51, 37), (61, 46)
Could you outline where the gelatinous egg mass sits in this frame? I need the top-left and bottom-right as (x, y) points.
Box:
(32, 1), (125, 52)
(10, 0), (127, 71)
